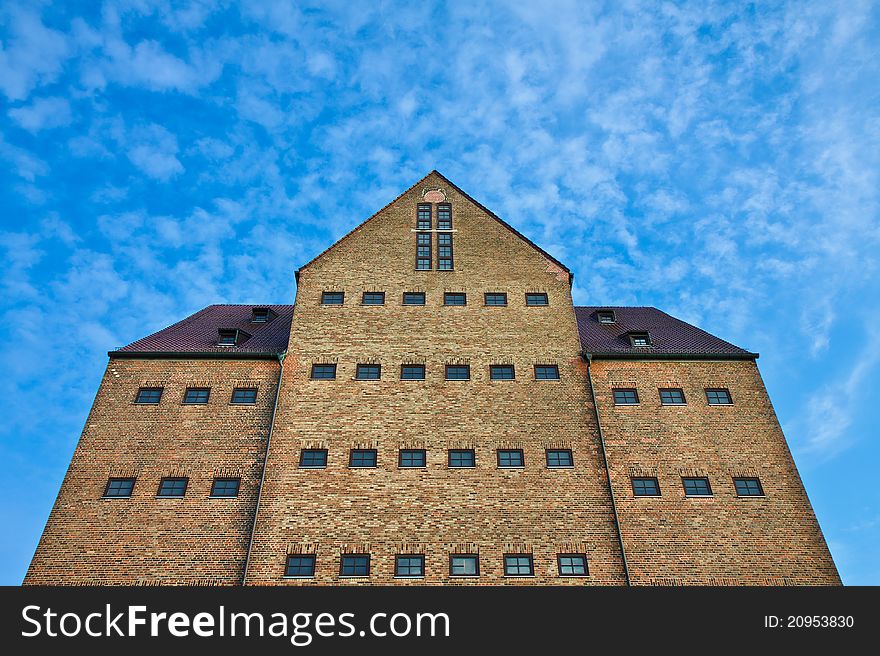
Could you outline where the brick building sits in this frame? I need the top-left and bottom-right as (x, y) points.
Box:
(25, 171), (839, 586)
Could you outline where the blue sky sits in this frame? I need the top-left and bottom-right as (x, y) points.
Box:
(1, 1), (878, 585)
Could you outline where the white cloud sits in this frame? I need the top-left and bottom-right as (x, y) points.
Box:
(0, 4), (69, 100)
(125, 123), (184, 181)
(8, 96), (72, 132)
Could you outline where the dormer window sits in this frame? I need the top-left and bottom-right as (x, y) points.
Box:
(251, 307), (274, 323)
(597, 310), (616, 324)
(217, 329), (250, 347)
(629, 332), (652, 347)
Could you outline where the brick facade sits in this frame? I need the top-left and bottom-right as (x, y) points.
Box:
(24, 171), (839, 586)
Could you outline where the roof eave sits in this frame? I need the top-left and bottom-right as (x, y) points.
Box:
(583, 351), (759, 361)
(109, 350), (285, 361)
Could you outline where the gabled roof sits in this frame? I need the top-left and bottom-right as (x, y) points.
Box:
(111, 304), (293, 359)
(575, 306), (756, 359)
(295, 170), (571, 283)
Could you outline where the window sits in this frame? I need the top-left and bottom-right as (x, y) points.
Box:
(395, 555), (425, 578)
(231, 388), (258, 404)
(632, 477), (661, 497)
(135, 387), (163, 404)
(445, 365), (470, 380)
(546, 449), (574, 468)
(444, 292), (466, 306)
(417, 203), (432, 230)
(504, 554), (534, 577)
(103, 478), (135, 498)
(183, 387), (210, 404)
(734, 477), (764, 497)
(210, 478), (240, 498)
(403, 292), (425, 305)
(526, 293), (548, 306)
(683, 477), (712, 497)
(310, 364), (337, 380)
(659, 388), (686, 405)
(340, 554), (370, 577)
(362, 292), (385, 305)
(448, 449), (476, 468)
(157, 477), (188, 498)
(356, 364), (381, 380)
(416, 232), (432, 270)
(629, 332), (652, 347)
(534, 365), (560, 380)
(437, 232), (454, 270)
(497, 449), (524, 468)
(558, 554), (588, 577)
(437, 203), (452, 230)
(217, 329), (238, 346)
(285, 555), (316, 578)
(251, 307), (273, 323)
(300, 449), (328, 468)
(401, 364), (426, 380)
(321, 292), (344, 305)
(706, 388), (733, 405)
(490, 365), (515, 380)
(485, 293), (507, 306)
(613, 388), (639, 405)
(597, 310), (616, 324)
(399, 449), (426, 468)
(450, 554), (479, 577)
(349, 449), (377, 468)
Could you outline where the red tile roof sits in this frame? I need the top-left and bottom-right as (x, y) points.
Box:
(112, 304), (293, 358)
(575, 306), (756, 359)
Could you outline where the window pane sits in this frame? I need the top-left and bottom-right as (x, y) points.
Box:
(321, 292), (344, 305)
(534, 365), (560, 380)
(340, 555), (370, 576)
(706, 388), (733, 405)
(231, 388), (257, 404)
(300, 449), (328, 468)
(104, 478), (135, 498)
(558, 554), (588, 576)
(597, 311), (615, 324)
(403, 293), (425, 305)
(450, 555), (478, 576)
(613, 388), (639, 404)
(356, 364), (381, 380)
(526, 293), (548, 306)
(362, 292), (385, 305)
(546, 449), (573, 467)
(417, 204), (432, 229)
(632, 477), (660, 496)
(485, 293), (507, 306)
(444, 293), (466, 306)
(183, 388), (210, 404)
(286, 555), (316, 577)
(437, 204), (452, 229)
(504, 555), (534, 576)
(683, 477), (712, 496)
(445, 365), (470, 380)
(498, 449), (524, 467)
(630, 333), (651, 346)
(210, 478), (240, 497)
(448, 449), (476, 467)
(135, 387), (163, 404)
(490, 365), (515, 380)
(399, 449), (426, 468)
(659, 388), (686, 405)
(401, 365), (426, 380)
(157, 477), (188, 497)
(311, 364), (337, 380)
(395, 555), (425, 577)
(734, 477), (764, 496)
(349, 449), (377, 467)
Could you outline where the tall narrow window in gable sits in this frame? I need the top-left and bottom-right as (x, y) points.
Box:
(417, 204), (432, 230)
(437, 203), (452, 230)
(416, 232), (432, 270)
(437, 233), (453, 270)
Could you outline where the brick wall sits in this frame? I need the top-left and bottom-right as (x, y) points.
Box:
(243, 172), (628, 585)
(24, 358), (280, 585)
(589, 358), (840, 585)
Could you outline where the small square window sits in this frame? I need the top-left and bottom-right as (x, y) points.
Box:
(437, 203), (452, 230)
(399, 449), (426, 468)
(484, 293), (508, 306)
(310, 364), (337, 380)
(448, 449), (476, 468)
(183, 387), (210, 404)
(659, 388), (686, 405)
(526, 293), (548, 306)
(546, 449), (574, 468)
(285, 554), (316, 577)
(534, 365), (560, 380)
(597, 310), (616, 324)
(613, 388), (639, 405)
(450, 554), (479, 577)
(340, 554), (370, 577)
(231, 388), (258, 404)
(706, 388), (733, 405)
(217, 329), (238, 346)
(135, 387), (163, 404)
(444, 293), (466, 306)
(356, 364), (381, 380)
(103, 477), (135, 498)
(504, 554), (534, 577)
(558, 554), (589, 577)
(683, 477), (712, 497)
(401, 365), (426, 380)
(362, 292), (385, 305)
(445, 365), (470, 380)
(629, 332), (652, 347)
(632, 477), (661, 497)
(210, 478), (240, 498)
(734, 477), (764, 497)
(490, 365), (515, 380)
(321, 292), (344, 305)
(395, 555), (425, 578)
(497, 449), (524, 468)
(300, 449), (328, 468)
(417, 204), (432, 230)
(349, 449), (377, 468)
(157, 477), (188, 498)
(403, 292), (426, 305)
(251, 307), (273, 323)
